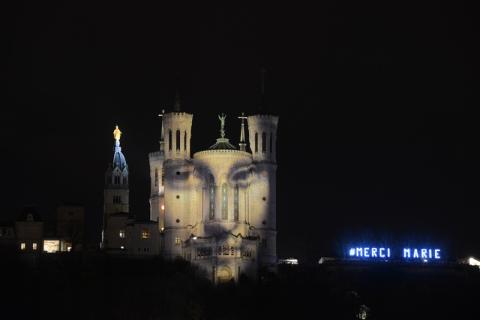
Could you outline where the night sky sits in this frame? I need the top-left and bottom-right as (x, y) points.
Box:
(2, 2), (474, 263)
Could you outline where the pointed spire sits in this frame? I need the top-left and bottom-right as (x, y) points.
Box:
(259, 67), (266, 112)
(238, 112), (247, 151)
(158, 109), (165, 154)
(174, 90), (181, 112)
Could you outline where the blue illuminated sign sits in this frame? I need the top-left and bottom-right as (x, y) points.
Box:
(347, 246), (442, 261)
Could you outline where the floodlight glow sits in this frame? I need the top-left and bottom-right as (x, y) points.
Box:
(468, 257), (480, 267)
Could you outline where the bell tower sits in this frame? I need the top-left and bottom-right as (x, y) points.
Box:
(149, 110), (166, 227)
(103, 125), (129, 248)
(161, 92), (195, 259)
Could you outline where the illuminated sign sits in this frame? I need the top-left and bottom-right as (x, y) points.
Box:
(347, 246), (442, 261)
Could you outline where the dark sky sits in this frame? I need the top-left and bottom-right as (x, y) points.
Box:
(2, 1), (475, 263)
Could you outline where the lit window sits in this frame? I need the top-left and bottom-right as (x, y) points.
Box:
(221, 183), (228, 220)
(67, 246), (72, 252)
(32, 243), (37, 251)
(119, 230), (125, 238)
(43, 240), (60, 253)
(175, 237), (181, 245)
(141, 229), (150, 239)
(20, 243), (26, 250)
(161, 205), (165, 211)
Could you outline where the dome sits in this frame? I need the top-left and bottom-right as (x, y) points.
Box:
(113, 150), (127, 170)
(208, 138), (237, 151)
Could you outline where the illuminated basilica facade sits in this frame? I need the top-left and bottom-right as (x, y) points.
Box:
(103, 99), (279, 283)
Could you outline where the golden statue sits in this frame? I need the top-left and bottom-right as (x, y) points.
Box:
(113, 125), (122, 141)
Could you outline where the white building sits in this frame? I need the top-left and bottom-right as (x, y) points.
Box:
(103, 97), (279, 283)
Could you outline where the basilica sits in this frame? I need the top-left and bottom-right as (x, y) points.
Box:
(102, 97), (278, 283)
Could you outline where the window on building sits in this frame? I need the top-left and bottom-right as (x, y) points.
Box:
(20, 243), (26, 250)
(262, 132), (267, 153)
(175, 237), (181, 245)
(113, 195), (121, 204)
(32, 243), (37, 250)
(123, 177), (128, 185)
(154, 168), (158, 187)
(176, 130), (181, 151)
(270, 132), (273, 154)
(161, 167), (165, 186)
(168, 130), (172, 151)
(141, 229), (150, 239)
(209, 175), (215, 220)
(261, 239), (267, 249)
(234, 185), (239, 221)
(114, 176), (120, 185)
(119, 230), (125, 238)
(184, 130), (187, 151)
(43, 240), (60, 253)
(221, 183), (228, 220)
(231, 246), (235, 256)
(254, 132), (258, 153)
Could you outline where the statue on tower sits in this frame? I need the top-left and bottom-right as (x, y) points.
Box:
(218, 113), (226, 138)
(113, 125), (122, 141)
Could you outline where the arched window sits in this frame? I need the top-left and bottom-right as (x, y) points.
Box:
(114, 175), (120, 185)
(234, 185), (239, 221)
(154, 168), (158, 187)
(254, 132), (258, 153)
(262, 132), (266, 153)
(123, 177), (128, 185)
(209, 175), (215, 220)
(161, 167), (165, 186)
(176, 130), (181, 151)
(184, 131), (187, 151)
(168, 130), (172, 151)
(221, 183), (228, 220)
(269, 132), (273, 154)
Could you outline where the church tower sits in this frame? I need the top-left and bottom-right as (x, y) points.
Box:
(149, 110), (166, 228)
(246, 68), (279, 268)
(247, 114), (279, 268)
(161, 93), (194, 259)
(102, 125), (129, 249)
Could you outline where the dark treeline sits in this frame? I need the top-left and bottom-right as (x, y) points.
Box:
(1, 253), (479, 319)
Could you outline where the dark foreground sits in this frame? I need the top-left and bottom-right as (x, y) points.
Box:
(1, 253), (479, 320)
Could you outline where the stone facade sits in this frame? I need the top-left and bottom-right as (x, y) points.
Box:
(149, 110), (279, 282)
